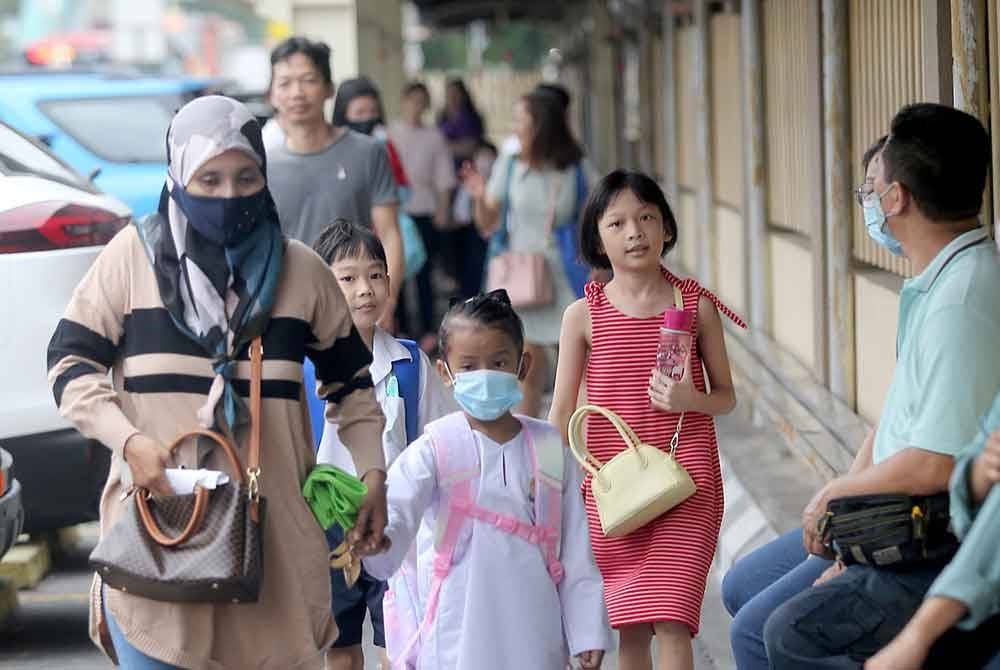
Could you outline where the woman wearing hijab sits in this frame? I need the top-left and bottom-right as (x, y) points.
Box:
(47, 96), (387, 669)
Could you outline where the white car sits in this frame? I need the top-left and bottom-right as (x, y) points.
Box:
(0, 121), (130, 533)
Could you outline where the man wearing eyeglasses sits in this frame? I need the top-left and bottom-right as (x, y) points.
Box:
(723, 103), (1000, 670)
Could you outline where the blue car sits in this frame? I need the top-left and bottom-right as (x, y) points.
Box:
(0, 70), (219, 216)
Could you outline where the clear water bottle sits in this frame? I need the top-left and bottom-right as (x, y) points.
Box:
(656, 308), (694, 381)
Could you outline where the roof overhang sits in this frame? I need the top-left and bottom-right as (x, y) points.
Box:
(412, 0), (589, 28)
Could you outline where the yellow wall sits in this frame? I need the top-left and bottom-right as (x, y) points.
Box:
(854, 272), (901, 423)
(768, 232), (815, 369)
(714, 205), (746, 316)
(676, 190), (699, 275)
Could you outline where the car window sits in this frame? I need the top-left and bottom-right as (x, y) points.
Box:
(0, 123), (88, 186)
(40, 96), (183, 163)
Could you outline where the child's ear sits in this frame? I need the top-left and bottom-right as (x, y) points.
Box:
(436, 358), (453, 387)
(517, 350), (533, 382)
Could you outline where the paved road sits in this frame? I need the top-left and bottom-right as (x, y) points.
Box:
(0, 530), (725, 670)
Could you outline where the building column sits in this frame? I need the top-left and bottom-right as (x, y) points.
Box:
(822, 0), (855, 406)
(951, 0), (991, 230)
(661, 0), (678, 207)
(693, 0), (715, 286)
(741, 0), (768, 335)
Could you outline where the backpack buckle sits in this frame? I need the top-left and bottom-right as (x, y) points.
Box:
(496, 517), (518, 534)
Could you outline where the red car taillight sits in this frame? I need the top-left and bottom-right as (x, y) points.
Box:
(0, 201), (127, 254)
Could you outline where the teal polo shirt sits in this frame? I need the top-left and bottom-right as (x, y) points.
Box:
(873, 227), (1000, 464)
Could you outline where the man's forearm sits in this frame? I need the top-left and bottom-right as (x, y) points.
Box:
(373, 206), (403, 305)
(848, 427), (877, 475)
(907, 597), (968, 642)
(830, 447), (954, 499)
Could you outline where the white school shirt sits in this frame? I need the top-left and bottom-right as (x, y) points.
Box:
(364, 425), (613, 670)
(317, 328), (457, 472)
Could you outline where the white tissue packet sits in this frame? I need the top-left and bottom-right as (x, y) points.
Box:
(165, 468), (231, 495)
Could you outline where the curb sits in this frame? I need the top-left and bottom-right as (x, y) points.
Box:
(0, 540), (51, 590)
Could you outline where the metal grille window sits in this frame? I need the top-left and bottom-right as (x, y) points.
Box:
(676, 26), (699, 192)
(710, 13), (744, 211)
(762, 0), (823, 237)
(849, 0), (924, 277)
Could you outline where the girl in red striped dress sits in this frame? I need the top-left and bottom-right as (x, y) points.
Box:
(550, 170), (746, 670)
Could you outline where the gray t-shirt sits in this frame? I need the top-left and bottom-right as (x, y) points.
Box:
(267, 129), (398, 245)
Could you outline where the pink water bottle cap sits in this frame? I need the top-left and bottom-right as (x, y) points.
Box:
(662, 308), (693, 332)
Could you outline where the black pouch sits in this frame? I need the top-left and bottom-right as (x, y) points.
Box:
(818, 493), (958, 567)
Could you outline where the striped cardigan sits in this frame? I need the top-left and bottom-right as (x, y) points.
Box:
(47, 225), (384, 669)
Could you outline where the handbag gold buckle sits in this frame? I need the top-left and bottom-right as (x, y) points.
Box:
(247, 467), (261, 501)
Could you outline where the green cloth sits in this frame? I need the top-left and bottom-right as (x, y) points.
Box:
(302, 465), (368, 532)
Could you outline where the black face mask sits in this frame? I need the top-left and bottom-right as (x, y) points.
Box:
(344, 118), (379, 136)
(171, 187), (269, 247)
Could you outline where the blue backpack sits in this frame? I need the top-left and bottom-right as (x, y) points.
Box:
(303, 338), (422, 451)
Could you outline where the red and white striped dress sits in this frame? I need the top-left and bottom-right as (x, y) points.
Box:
(583, 269), (746, 633)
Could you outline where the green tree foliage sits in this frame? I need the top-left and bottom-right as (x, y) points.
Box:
(420, 21), (555, 72)
(483, 22), (554, 70)
(421, 30), (466, 70)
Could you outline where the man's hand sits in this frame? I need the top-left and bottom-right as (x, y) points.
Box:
(376, 307), (397, 334)
(971, 429), (1000, 502)
(802, 482), (837, 558)
(123, 434), (174, 496)
(349, 469), (388, 555)
(813, 559), (846, 586)
(575, 650), (604, 669)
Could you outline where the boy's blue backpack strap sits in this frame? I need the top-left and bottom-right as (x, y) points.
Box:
(391, 338), (422, 445)
(302, 357), (326, 451)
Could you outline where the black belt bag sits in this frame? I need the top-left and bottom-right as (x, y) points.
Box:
(818, 492), (958, 568)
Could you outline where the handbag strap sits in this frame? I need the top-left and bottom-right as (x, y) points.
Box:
(135, 429), (245, 547)
(248, 336), (263, 521)
(568, 405), (644, 488)
(669, 283), (687, 457)
(542, 174), (564, 239)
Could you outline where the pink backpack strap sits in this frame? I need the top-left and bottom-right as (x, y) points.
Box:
(388, 412), (478, 668)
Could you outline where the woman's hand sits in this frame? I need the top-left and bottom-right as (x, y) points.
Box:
(971, 429), (1000, 502)
(123, 434), (174, 496)
(575, 650), (604, 668)
(349, 469), (388, 555)
(865, 626), (931, 670)
(459, 161), (486, 201)
(648, 365), (701, 414)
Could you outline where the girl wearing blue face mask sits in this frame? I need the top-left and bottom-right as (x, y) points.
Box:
(363, 290), (612, 670)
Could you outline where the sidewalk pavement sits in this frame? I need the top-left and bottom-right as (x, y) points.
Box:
(355, 405), (823, 670)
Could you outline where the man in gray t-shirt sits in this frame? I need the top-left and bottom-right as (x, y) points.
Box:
(268, 129), (397, 244)
(266, 36), (402, 328)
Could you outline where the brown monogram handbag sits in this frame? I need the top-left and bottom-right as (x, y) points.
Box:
(89, 337), (266, 603)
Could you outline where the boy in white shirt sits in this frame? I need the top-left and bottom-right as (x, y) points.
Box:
(309, 218), (456, 670)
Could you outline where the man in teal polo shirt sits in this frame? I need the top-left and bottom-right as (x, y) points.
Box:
(758, 103), (1000, 669)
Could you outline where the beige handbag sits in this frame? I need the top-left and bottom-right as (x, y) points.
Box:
(568, 405), (696, 537)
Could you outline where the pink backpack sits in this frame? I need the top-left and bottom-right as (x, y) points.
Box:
(383, 412), (565, 669)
